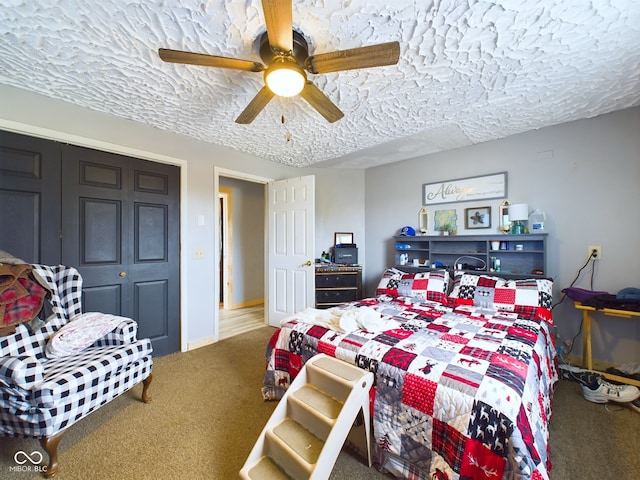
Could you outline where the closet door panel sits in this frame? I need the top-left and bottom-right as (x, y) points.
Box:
(80, 161), (122, 188)
(62, 145), (180, 356)
(0, 131), (61, 264)
(81, 197), (122, 264)
(62, 146), (132, 317)
(135, 203), (167, 262)
(82, 284), (123, 317)
(0, 190), (40, 262)
(129, 163), (180, 356)
(135, 279), (168, 339)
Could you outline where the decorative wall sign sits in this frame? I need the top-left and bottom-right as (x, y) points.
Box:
(465, 206), (491, 229)
(423, 172), (507, 205)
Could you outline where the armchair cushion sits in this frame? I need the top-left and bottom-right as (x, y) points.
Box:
(45, 312), (128, 359)
(33, 340), (152, 409)
(0, 355), (43, 390)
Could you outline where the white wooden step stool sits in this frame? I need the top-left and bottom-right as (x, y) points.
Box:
(239, 354), (374, 480)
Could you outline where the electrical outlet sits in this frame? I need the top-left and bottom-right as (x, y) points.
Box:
(588, 245), (602, 260)
(193, 248), (205, 259)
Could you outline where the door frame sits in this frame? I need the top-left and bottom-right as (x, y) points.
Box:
(218, 187), (231, 309)
(213, 167), (272, 341)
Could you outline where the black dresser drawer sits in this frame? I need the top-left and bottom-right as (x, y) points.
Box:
(315, 273), (359, 288)
(314, 266), (362, 308)
(315, 288), (359, 305)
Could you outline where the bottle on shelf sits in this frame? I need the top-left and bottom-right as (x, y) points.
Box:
(528, 209), (546, 233)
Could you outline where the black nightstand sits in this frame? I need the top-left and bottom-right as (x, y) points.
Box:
(315, 265), (362, 308)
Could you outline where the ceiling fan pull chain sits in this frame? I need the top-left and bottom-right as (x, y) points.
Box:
(281, 106), (292, 143)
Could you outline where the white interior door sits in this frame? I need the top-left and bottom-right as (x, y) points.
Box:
(267, 175), (315, 327)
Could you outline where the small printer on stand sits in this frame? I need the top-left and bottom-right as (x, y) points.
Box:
(334, 243), (358, 265)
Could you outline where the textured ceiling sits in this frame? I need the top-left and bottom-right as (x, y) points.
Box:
(1, 0), (639, 168)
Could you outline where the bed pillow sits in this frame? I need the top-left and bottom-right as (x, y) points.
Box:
(397, 270), (450, 304)
(45, 312), (127, 359)
(449, 273), (553, 322)
(448, 270), (464, 298)
(375, 268), (405, 297)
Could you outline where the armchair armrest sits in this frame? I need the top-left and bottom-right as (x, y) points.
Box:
(0, 355), (44, 390)
(92, 317), (138, 347)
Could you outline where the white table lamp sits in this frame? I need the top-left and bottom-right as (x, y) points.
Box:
(508, 203), (529, 234)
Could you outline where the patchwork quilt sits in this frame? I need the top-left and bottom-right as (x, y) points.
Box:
(263, 295), (558, 480)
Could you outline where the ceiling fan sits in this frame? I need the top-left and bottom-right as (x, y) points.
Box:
(158, 0), (400, 124)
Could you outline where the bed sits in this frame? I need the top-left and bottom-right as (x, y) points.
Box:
(262, 269), (558, 480)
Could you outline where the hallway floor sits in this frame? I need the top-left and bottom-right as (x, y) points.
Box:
(219, 304), (265, 340)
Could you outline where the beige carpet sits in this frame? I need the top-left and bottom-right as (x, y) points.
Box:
(0, 326), (638, 480)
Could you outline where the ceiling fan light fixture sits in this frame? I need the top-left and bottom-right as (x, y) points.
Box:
(264, 57), (306, 97)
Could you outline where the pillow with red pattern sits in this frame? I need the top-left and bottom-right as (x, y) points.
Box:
(397, 270), (450, 304)
(375, 268), (405, 297)
(449, 273), (553, 322)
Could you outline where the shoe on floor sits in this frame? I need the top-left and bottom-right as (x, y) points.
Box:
(565, 369), (603, 389)
(582, 378), (640, 403)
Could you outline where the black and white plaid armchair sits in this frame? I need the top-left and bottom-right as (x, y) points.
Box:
(0, 264), (153, 477)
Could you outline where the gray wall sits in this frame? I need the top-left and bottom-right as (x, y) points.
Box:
(312, 168), (366, 258)
(219, 176), (265, 305)
(364, 106), (640, 365)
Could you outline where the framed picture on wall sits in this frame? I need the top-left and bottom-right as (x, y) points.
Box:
(465, 206), (491, 229)
(334, 232), (354, 246)
(434, 209), (457, 233)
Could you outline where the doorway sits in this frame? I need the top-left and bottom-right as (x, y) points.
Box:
(217, 174), (266, 340)
(213, 169), (316, 340)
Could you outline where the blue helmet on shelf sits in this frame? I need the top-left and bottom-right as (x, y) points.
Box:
(400, 226), (416, 236)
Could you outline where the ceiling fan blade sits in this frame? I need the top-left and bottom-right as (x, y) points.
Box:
(158, 48), (264, 72)
(299, 82), (344, 123)
(235, 87), (275, 124)
(261, 0), (293, 53)
(305, 41), (400, 74)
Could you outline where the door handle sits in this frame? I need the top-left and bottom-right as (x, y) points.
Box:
(302, 260), (313, 267)
(119, 271), (127, 277)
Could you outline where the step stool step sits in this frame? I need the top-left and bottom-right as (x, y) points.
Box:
(292, 384), (343, 420)
(271, 418), (324, 465)
(245, 456), (291, 480)
(312, 356), (368, 382)
(306, 356), (370, 402)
